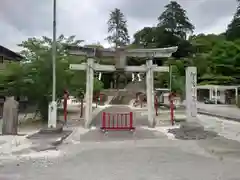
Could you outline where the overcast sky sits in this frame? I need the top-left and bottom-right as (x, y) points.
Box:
(0, 0), (238, 51)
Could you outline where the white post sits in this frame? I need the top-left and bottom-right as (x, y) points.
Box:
(48, 101), (57, 128)
(209, 89), (212, 99)
(98, 72), (102, 80)
(85, 58), (94, 128)
(132, 73), (135, 82)
(235, 87), (238, 105)
(185, 67), (197, 122)
(146, 59), (155, 127)
(214, 86), (217, 104)
(137, 73), (141, 81)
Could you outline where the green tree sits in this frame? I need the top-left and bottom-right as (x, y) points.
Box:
(226, 1), (240, 40)
(157, 1), (195, 39)
(106, 8), (130, 47)
(190, 39), (240, 85)
(0, 62), (28, 98)
(0, 35), (104, 121)
(189, 34), (225, 53)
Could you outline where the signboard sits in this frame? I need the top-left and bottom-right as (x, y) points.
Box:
(186, 67), (197, 121)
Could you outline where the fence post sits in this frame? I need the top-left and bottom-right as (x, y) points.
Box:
(102, 112), (106, 129)
(116, 114), (119, 128)
(129, 112), (133, 129)
(63, 92), (68, 123)
(170, 99), (174, 126)
(155, 96), (158, 116)
(108, 113), (111, 129)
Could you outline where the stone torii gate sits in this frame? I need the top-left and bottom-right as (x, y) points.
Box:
(68, 46), (178, 128)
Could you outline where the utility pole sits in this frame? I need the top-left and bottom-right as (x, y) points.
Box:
(52, 0), (56, 102)
(48, 0), (57, 128)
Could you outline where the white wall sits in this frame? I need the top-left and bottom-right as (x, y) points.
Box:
(209, 89), (225, 103)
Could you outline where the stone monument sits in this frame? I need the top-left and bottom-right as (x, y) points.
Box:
(2, 96), (19, 135)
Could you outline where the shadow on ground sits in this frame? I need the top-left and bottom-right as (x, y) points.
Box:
(26, 130), (72, 151)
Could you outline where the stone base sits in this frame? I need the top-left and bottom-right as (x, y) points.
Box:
(167, 120), (219, 140)
(39, 124), (63, 134)
(148, 120), (156, 128)
(180, 121), (204, 132)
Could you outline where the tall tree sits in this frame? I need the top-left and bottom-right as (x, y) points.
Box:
(106, 8), (130, 47)
(226, 1), (240, 40)
(157, 1), (195, 39)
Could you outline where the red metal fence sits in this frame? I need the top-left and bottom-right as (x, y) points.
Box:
(101, 112), (135, 131)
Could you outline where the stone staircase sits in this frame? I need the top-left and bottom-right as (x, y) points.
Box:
(109, 81), (146, 105)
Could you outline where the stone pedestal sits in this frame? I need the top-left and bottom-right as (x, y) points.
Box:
(48, 101), (57, 128)
(40, 124), (63, 134)
(2, 96), (19, 135)
(180, 121), (204, 132)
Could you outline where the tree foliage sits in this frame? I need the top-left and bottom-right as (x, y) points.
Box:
(133, 27), (194, 59)
(131, 1), (240, 95)
(0, 35), (103, 121)
(226, 2), (240, 40)
(157, 1), (195, 39)
(106, 8), (130, 47)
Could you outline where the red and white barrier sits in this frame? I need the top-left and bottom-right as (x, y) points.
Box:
(101, 112), (135, 131)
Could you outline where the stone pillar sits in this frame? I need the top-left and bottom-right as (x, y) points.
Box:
(2, 96), (19, 135)
(85, 58), (94, 128)
(183, 66), (204, 132)
(146, 59), (155, 127)
(185, 67), (197, 122)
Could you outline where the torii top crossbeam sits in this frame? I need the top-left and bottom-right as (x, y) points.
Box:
(67, 46), (178, 58)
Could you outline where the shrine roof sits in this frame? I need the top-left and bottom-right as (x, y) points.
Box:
(0, 45), (23, 61)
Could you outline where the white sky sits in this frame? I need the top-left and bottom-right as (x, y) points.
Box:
(0, 0), (238, 51)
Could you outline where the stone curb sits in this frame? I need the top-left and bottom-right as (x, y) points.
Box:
(51, 131), (73, 146)
(197, 108), (240, 122)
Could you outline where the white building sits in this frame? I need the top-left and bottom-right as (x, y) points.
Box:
(197, 85), (239, 104)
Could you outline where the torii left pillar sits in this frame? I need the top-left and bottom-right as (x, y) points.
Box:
(85, 58), (94, 128)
